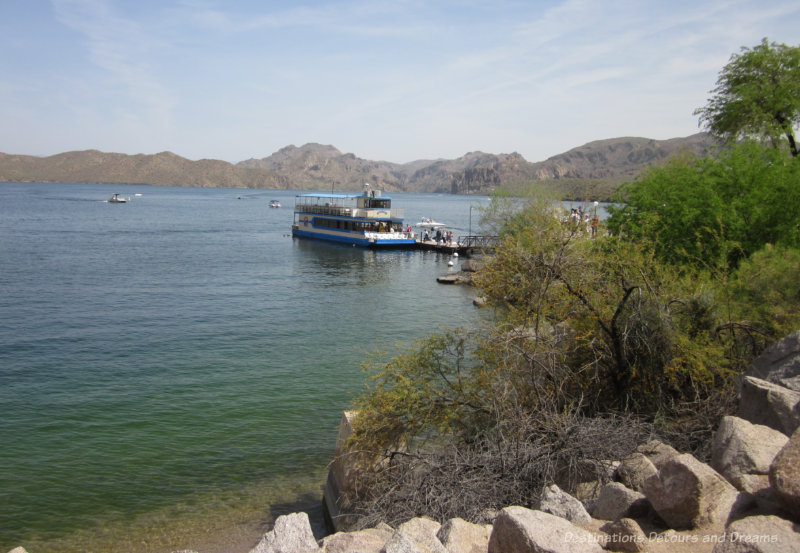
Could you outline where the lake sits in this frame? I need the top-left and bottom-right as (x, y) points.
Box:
(0, 182), (493, 553)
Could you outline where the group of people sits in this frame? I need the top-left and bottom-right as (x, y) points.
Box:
(423, 228), (455, 245)
(566, 206), (600, 237)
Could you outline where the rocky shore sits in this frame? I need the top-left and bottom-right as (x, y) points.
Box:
(8, 332), (800, 553)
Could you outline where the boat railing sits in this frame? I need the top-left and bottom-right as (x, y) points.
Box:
(458, 235), (499, 248)
(295, 205), (404, 219)
(364, 231), (415, 241)
(296, 204), (354, 216)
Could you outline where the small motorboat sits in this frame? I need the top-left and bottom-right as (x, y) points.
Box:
(108, 193), (126, 203)
(269, 200), (282, 208)
(415, 217), (446, 230)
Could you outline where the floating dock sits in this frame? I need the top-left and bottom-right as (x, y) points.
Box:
(415, 235), (497, 256)
(415, 239), (467, 255)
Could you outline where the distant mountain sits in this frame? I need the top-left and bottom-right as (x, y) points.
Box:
(0, 150), (286, 189)
(529, 134), (717, 181)
(0, 133), (718, 199)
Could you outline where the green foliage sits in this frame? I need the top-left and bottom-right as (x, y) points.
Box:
(608, 141), (800, 270)
(348, 330), (487, 460)
(340, 41), (800, 528)
(350, 200), (736, 457)
(695, 38), (800, 157)
(725, 244), (800, 342)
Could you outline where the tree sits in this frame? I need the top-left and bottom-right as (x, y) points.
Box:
(695, 38), (800, 157)
(607, 141), (800, 271)
(340, 196), (777, 528)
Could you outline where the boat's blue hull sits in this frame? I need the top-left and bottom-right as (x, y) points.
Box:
(292, 228), (416, 248)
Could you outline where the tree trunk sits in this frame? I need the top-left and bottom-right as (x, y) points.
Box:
(786, 130), (798, 157)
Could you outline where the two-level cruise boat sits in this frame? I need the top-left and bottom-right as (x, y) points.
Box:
(292, 184), (416, 248)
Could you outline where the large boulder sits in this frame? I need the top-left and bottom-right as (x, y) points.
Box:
(538, 484), (592, 525)
(711, 515), (800, 553)
(616, 453), (658, 493)
(320, 527), (393, 553)
(382, 531), (425, 553)
(769, 427), (800, 521)
(487, 506), (604, 553)
(250, 512), (320, 553)
(739, 376), (800, 435)
(395, 517), (447, 553)
(711, 416), (789, 482)
(436, 518), (490, 553)
(592, 482), (649, 521)
(642, 453), (742, 529)
(730, 474), (783, 515)
(636, 440), (680, 469)
(745, 331), (800, 391)
(599, 518), (648, 553)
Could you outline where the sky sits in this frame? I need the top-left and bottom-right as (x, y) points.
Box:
(1, 1), (798, 164)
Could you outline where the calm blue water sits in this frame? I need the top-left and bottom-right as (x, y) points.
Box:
(0, 182), (489, 553)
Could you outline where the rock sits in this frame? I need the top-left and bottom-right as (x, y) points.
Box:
(320, 527), (393, 553)
(642, 453), (742, 529)
(733, 473), (772, 495)
(617, 453), (658, 493)
(592, 482), (649, 521)
(600, 518), (649, 552)
(436, 274), (469, 284)
(636, 440), (680, 469)
(769, 427), (800, 521)
(487, 506), (604, 553)
(324, 410), (361, 532)
(711, 515), (800, 552)
(731, 474), (783, 515)
(739, 376), (800, 435)
(382, 531), (424, 553)
(538, 484), (592, 525)
(437, 518), (490, 553)
(745, 331), (800, 391)
(460, 259), (483, 272)
(250, 512), (320, 553)
(396, 517), (447, 553)
(711, 416), (789, 482)
(573, 480), (604, 502)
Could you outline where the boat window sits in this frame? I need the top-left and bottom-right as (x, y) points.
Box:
(364, 198), (391, 209)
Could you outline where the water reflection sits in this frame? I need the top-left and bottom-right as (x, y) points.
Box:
(292, 239), (417, 287)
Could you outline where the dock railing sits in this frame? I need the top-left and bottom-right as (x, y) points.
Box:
(458, 235), (498, 249)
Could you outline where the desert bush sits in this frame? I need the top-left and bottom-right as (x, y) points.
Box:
(344, 407), (654, 530)
(724, 243), (800, 344)
(607, 141), (800, 271)
(342, 182), (799, 526)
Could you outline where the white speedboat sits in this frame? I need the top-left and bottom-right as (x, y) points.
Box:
(269, 200), (281, 208)
(108, 193), (126, 203)
(415, 217), (446, 230)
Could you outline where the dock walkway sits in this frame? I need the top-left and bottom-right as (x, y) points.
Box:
(415, 235), (497, 256)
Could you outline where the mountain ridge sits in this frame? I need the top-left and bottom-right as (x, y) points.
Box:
(0, 133), (717, 199)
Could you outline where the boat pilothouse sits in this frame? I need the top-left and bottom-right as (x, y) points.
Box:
(292, 183), (416, 247)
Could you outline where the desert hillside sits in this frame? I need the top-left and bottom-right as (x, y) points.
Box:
(0, 133), (717, 199)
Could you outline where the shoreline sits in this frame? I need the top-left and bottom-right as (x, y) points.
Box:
(5, 468), (329, 553)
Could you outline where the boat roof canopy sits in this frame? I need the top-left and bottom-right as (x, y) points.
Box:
(295, 192), (393, 200)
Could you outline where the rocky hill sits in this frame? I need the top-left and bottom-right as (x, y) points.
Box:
(0, 133), (717, 198)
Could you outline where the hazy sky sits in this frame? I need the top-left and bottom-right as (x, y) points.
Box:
(1, 1), (798, 164)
